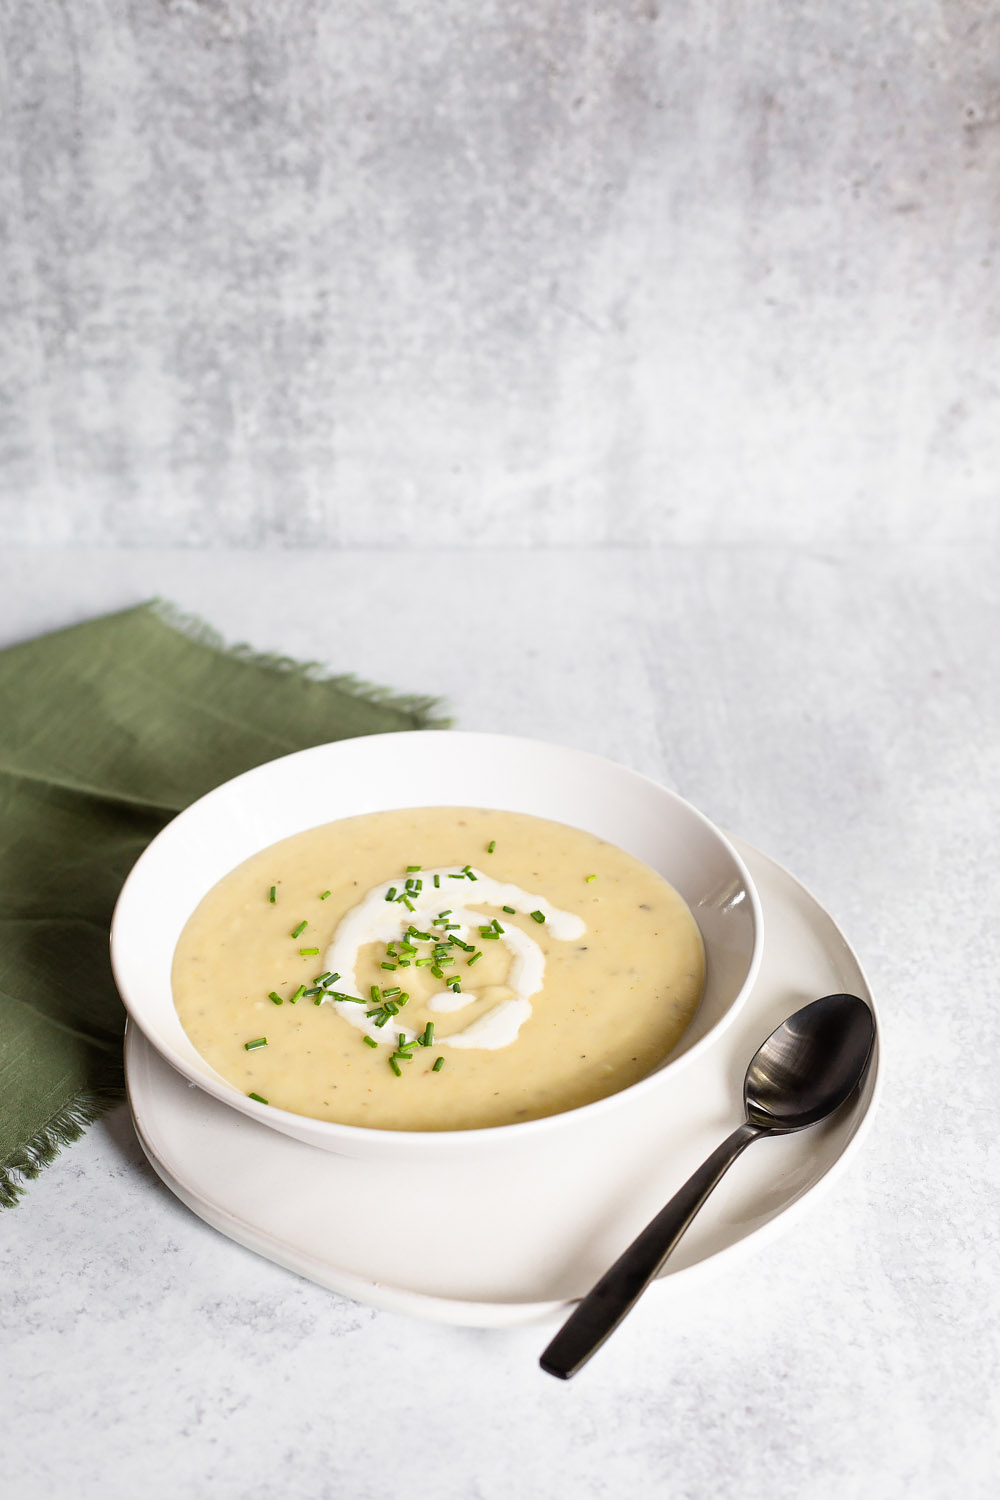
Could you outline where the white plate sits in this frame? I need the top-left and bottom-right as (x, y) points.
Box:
(125, 836), (880, 1328)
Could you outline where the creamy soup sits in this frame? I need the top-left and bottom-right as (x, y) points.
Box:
(172, 807), (705, 1131)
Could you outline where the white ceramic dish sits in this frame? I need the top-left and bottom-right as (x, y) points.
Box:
(111, 732), (763, 1159)
(125, 836), (880, 1327)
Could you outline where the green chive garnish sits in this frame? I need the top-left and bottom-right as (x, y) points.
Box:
(268, 885), (276, 903)
(363, 1036), (378, 1049)
(502, 905), (516, 914)
(530, 910), (545, 924)
(248, 1092), (269, 1104)
(467, 951), (483, 966)
(299, 947), (319, 955)
(383, 987), (401, 998)
(421, 1022), (434, 1047)
(405, 865), (421, 872)
(491, 919), (503, 934)
(320, 890), (331, 900)
(432, 1057), (445, 1072)
(389, 1056), (402, 1077)
(290, 984), (306, 1004)
(370, 985), (381, 1003)
(433, 874), (440, 888)
(268, 991), (283, 1005)
(244, 1037), (267, 1051)
(585, 874), (597, 883)
(385, 887), (397, 902)
(381, 962), (397, 970)
(291, 920), (308, 938)
(487, 840), (496, 854)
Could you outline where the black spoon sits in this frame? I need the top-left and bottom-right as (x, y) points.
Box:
(540, 993), (876, 1380)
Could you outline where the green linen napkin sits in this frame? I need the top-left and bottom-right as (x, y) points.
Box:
(0, 601), (448, 1206)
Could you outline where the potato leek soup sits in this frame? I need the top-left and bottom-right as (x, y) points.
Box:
(171, 808), (706, 1131)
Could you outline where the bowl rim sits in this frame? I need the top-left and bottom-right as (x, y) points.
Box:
(111, 729), (765, 1149)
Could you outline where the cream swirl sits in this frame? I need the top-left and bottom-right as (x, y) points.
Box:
(321, 867), (586, 1050)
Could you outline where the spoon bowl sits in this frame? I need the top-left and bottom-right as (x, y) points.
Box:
(541, 993), (876, 1379)
(745, 993), (876, 1131)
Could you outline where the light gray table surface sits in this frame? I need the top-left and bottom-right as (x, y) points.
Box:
(1, 542), (997, 1500)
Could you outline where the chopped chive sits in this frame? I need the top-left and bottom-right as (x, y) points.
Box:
(448, 873), (464, 880)
(463, 866), (478, 881)
(467, 951), (483, 966)
(479, 930), (500, 940)
(401, 897), (416, 912)
(487, 840), (496, 854)
(420, 1022), (435, 1047)
(313, 995), (323, 1005)
(381, 962), (397, 971)
(248, 1091), (269, 1103)
(374, 1012), (391, 1028)
(430, 965), (444, 979)
(433, 874), (440, 888)
(585, 873), (597, 883)
(370, 985), (381, 1003)
(405, 865), (421, 872)
(319, 890), (331, 900)
(389, 1056), (402, 1076)
(329, 992), (365, 1004)
(397, 992), (410, 1006)
(432, 1057), (445, 1072)
(299, 947), (320, 955)
(491, 919), (503, 934)
(385, 887), (397, 902)
(315, 971), (333, 984)
(363, 1036), (378, 1049)
(289, 984), (306, 1004)
(268, 885), (277, 903)
(398, 959), (411, 967)
(244, 1037), (267, 1051)
(291, 920), (308, 938)
(437, 909), (452, 918)
(382, 987), (400, 999)
(415, 957), (434, 967)
(530, 910), (546, 924)
(268, 991), (283, 1005)
(502, 905), (516, 914)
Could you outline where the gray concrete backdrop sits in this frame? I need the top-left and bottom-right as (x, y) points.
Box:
(1, 1), (999, 546)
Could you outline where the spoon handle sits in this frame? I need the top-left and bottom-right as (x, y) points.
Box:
(540, 1120), (762, 1379)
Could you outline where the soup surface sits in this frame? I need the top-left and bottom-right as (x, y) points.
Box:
(172, 807), (705, 1131)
